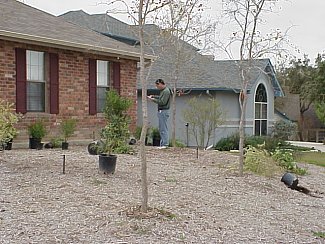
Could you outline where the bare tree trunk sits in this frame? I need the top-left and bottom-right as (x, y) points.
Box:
(171, 61), (179, 147)
(298, 112), (305, 141)
(138, 0), (148, 212)
(238, 90), (247, 176)
(171, 86), (176, 147)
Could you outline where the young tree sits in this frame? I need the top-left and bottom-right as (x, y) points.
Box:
(219, 0), (289, 176)
(101, 0), (168, 212)
(182, 96), (224, 148)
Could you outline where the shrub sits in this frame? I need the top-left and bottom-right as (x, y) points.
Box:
(50, 137), (64, 148)
(246, 136), (285, 152)
(100, 90), (132, 155)
(60, 118), (77, 142)
(169, 139), (185, 148)
(0, 100), (20, 145)
(244, 146), (283, 177)
(216, 134), (287, 152)
(183, 96), (224, 148)
(272, 149), (307, 175)
(28, 120), (46, 139)
(135, 126), (142, 140)
(272, 120), (298, 140)
(215, 133), (240, 151)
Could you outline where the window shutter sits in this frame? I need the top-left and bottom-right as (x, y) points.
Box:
(49, 53), (59, 114)
(15, 48), (27, 114)
(89, 59), (97, 115)
(113, 62), (121, 94)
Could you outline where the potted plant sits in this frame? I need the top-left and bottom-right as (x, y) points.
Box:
(60, 118), (77, 150)
(28, 119), (46, 149)
(151, 127), (161, 146)
(97, 90), (132, 174)
(0, 100), (20, 150)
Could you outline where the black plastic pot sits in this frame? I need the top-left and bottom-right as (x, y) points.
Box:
(29, 138), (42, 149)
(281, 172), (298, 189)
(62, 142), (69, 150)
(36, 142), (44, 150)
(87, 141), (98, 155)
(4, 139), (13, 150)
(99, 154), (117, 174)
(153, 137), (160, 146)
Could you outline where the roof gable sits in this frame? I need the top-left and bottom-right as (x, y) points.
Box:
(0, 0), (153, 60)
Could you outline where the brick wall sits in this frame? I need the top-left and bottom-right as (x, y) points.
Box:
(0, 39), (138, 142)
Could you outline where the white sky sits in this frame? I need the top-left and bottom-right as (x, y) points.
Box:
(23, 0), (325, 63)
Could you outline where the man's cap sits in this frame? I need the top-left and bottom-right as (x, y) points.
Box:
(155, 79), (165, 85)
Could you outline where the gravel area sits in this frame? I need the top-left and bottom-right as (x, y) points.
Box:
(1, 146), (325, 243)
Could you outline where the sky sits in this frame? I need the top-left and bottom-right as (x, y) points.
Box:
(23, 0), (325, 64)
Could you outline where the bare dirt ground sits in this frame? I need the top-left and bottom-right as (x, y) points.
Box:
(1, 146), (325, 244)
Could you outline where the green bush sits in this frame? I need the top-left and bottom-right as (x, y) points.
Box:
(60, 118), (76, 142)
(135, 126), (142, 140)
(215, 134), (287, 152)
(28, 120), (46, 139)
(215, 133), (240, 151)
(50, 137), (64, 148)
(169, 139), (185, 148)
(100, 90), (132, 155)
(246, 136), (285, 152)
(272, 149), (307, 175)
(244, 146), (283, 177)
(0, 100), (20, 145)
(272, 120), (297, 140)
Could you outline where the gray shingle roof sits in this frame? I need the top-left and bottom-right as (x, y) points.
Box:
(59, 10), (139, 43)
(59, 10), (283, 96)
(0, 0), (153, 60)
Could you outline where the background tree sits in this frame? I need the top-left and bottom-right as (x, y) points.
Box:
(313, 55), (325, 142)
(314, 54), (325, 102)
(314, 101), (325, 141)
(277, 55), (322, 141)
(219, 0), (288, 176)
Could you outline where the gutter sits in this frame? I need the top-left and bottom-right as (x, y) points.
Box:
(0, 30), (156, 61)
(138, 87), (246, 93)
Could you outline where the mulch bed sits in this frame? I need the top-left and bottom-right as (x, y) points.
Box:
(1, 146), (324, 243)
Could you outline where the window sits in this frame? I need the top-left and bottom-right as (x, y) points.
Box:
(26, 50), (45, 112)
(89, 59), (119, 115)
(16, 48), (58, 114)
(254, 84), (267, 136)
(96, 60), (111, 112)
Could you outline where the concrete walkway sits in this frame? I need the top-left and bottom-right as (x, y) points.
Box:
(287, 140), (325, 152)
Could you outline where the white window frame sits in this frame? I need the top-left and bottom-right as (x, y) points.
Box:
(26, 50), (46, 112)
(254, 83), (268, 136)
(96, 60), (111, 112)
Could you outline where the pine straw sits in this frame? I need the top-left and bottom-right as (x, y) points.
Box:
(0, 146), (324, 243)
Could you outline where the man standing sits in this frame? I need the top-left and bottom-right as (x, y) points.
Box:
(147, 79), (172, 149)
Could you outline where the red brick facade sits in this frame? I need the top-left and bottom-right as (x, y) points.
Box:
(0, 39), (138, 141)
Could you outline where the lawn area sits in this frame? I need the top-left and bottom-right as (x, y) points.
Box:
(294, 151), (325, 167)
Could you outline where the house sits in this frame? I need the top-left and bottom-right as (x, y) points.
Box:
(141, 57), (284, 147)
(60, 10), (285, 147)
(0, 0), (154, 142)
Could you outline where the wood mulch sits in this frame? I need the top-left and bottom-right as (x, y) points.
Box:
(1, 145), (324, 243)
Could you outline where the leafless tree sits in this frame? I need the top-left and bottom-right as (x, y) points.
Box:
(153, 0), (216, 146)
(218, 0), (290, 176)
(100, 0), (168, 212)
